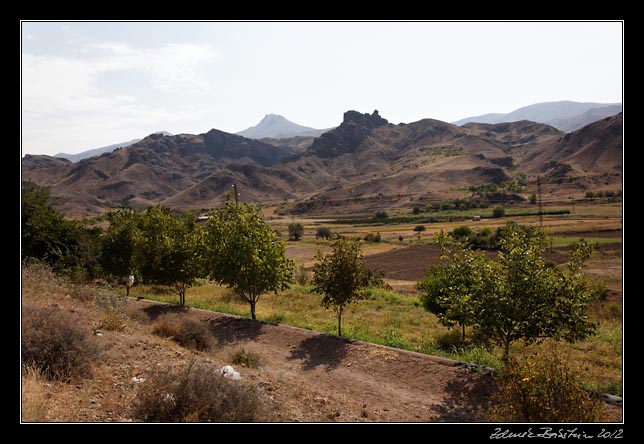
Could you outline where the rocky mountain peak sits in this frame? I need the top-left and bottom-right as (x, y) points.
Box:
(343, 109), (388, 128)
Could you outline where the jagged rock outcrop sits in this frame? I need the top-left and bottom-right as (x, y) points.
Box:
(306, 110), (389, 158)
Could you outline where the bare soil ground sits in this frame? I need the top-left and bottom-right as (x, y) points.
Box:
(28, 294), (622, 423)
(363, 239), (622, 283)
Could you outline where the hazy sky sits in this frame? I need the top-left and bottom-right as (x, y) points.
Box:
(21, 21), (623, 156)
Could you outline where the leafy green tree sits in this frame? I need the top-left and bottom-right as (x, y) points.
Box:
(204, 201), (294, 320)
(100, 209), (142, 280)
(135, 206), (204, 305)
(288, 222), (304, 241)
(418, 231), (487, 341)
(418, 223), (596, 359)
(22, 184), (100, 278)
(311, 237), (369, 337)
(479, 225), (595, 358)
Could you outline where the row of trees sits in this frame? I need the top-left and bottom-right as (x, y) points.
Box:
(100, 201), (294, 319)
(22, 186), (360, 327)
(23, 185), (597, 360)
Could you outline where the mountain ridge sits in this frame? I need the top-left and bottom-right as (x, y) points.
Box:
(22, 109), (622, 218)
(53, 131), (173, 163)
(452, 100), (622, 132)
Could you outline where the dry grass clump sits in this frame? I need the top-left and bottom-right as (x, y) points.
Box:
(21, 366), (50, 422)
(22, 304), (99, 382)
(152, 313), (214, 351)
(229, 348), (263, 368)
(132, 360), (275, 422)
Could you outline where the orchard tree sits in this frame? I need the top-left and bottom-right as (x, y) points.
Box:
(100, 209), (142, 281)
(204, 200), (294, 320)
(418, 223), (596, 359)
(311, 236), (370, 337)
(479, 224), (596, 359)
(135, 206), (204, 305)
(417, 231), (487, 341)
(288, 222), (304, 241)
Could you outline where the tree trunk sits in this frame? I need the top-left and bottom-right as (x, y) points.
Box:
(337, 307), (343, 337)
(462, 323), (466, 342)
(503, 337), (511, 361)
(250, 300), (257, 320)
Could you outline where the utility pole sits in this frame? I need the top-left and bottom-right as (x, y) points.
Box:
(232, 183), (239, 204)
(537, 176), (543, 228)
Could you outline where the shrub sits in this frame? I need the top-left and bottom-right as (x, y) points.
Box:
(412, 206), (421, 215)
(492, 206), (505, 218)
(413, 225), (425, 232)
(486, 346), (602, 422)
(230, 348), (263, 368)
(294, 264), (310, 286)
(315, 227), (332, 240)
(434, 330), (465, 352)
(364, 232), (381, 242)
(374, 211), (388, 219)
(132, 360), (273, 422)
(152, 314), (214, 351)
(22, 305), (99, 382)
(288, 222), (304, 241)
(95, 290), (128, 331)
(451, 225), (472, 239)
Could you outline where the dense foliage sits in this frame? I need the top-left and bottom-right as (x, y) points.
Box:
(418, 223), (596, 359)
(203, 200), (294, 319)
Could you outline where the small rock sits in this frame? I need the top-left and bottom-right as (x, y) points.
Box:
(131, 376), (145, 383)
(220, 365), (241, 380)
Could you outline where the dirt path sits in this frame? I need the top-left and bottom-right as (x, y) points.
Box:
(135, 300), (494, 422)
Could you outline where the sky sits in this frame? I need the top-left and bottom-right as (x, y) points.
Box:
(21, 21), (623, 157)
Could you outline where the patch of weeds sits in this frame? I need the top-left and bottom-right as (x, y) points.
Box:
(229, 348), (263, 369)
(152, 313), (214, 351)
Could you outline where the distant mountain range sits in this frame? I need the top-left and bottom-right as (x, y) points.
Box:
(452, 101), (622, 132)
(22, 108), (622, 218)
(54, 131), (173, 163)
(236, 114), (333, 139)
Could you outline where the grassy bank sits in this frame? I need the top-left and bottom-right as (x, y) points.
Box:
(127, 280), (622, 396)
